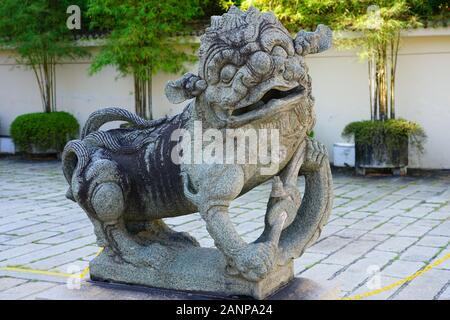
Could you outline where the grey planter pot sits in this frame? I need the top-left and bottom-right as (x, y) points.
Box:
(21, 144), (61, 159)
(355, 136), (408, 176)
(30, 144), (58, 154)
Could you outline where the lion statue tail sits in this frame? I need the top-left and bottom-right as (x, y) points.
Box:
(61, 139), (90, 201)
(63, 107), (169, 201)
(81, 107), (167, 139)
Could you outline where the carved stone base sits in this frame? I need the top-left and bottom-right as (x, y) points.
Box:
(36, 277), (339, 300)
(89, 247), (293, 300)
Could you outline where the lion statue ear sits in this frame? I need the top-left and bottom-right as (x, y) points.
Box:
(294, 24), (332, 56)
(165, 73), (208, 104)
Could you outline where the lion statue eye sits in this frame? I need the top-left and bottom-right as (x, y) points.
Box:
(220, 65), (237, 84)
(271, 45), (288, 58)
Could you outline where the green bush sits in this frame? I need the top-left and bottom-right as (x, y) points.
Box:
(10, 112), (79, 153)
(342, 119), (426, 154)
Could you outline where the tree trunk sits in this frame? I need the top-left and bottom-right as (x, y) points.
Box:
(134, 73), (142, 117)
(374, 60), (379, 121)
(389, 33), (400, 120)
(148, 68), (153, 120)
(30, 55), (56, 113)
(378, 44), (388, 121)
(133, 70), (153, 119)
(51, 60), (56, 112)
(368, 58), (373, 121)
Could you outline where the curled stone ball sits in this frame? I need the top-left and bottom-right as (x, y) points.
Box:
(91, 182), (124, 222)
(249, 51), (273, 76)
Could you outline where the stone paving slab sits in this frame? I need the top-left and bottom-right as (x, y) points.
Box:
(0, 158), (449, 300)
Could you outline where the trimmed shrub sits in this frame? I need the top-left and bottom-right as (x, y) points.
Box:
(10, 112), (79, 153)
(342, 118), (426, 155)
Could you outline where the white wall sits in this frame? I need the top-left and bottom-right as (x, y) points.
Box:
(0, 29), (449, 168)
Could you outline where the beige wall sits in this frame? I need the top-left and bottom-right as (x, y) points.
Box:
(0, 48), (137, 134)
(1, 29), (449, 168)
(308, 31), (450, 169)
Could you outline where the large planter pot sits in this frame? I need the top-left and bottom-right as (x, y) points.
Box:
(355, 135), (408, 176)
(29, 144), (60, 158)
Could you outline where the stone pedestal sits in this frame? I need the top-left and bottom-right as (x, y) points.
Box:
(90, 247), (293, 299)
(36, 277), (339, 300)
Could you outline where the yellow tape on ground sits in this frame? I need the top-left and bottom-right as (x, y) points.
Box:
(0, 266), (76, 278)
(342, 252), (450, 300)
(1, 248), (447, 300)
(0, 247), (104, 280)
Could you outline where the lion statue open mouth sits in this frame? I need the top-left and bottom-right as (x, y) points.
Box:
(62, 6), (333, 298)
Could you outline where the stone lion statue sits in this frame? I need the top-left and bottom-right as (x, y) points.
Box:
(62, 6), (333, 298)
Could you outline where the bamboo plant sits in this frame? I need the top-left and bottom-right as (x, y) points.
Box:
(87, 0), (205, 119)
(340, 3), (417, 121)
(0, 0), (89, 113)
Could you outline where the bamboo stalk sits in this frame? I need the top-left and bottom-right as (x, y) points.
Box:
(390, 32), (400, 119)
(134, 73), (140, 117)
(368, 58), (373, 121)
(52, 58), (56, 112)
(31, 64), (45, 112)
(38, 57), (46, 111)
(374, 55), (379, 121)
(142, 77), (146, 119)
(49, 58), (54, 112)
(44, 54), (51, 113)
(148, 67), (153, 120)
(379, 44), (388, 121)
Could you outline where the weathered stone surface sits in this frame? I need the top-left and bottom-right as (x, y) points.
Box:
(61, 6), (333, 299)
(90, 247), (293, 299)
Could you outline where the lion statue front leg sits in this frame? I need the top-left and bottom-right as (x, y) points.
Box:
(181, 165), (287, 281)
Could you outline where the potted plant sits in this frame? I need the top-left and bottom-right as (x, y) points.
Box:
(342, 119), (425, 175)
(10, 112), (79, 157)
(336, 3), (428, 175)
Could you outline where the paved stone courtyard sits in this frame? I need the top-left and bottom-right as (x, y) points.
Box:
(0, 157), (449, 300)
